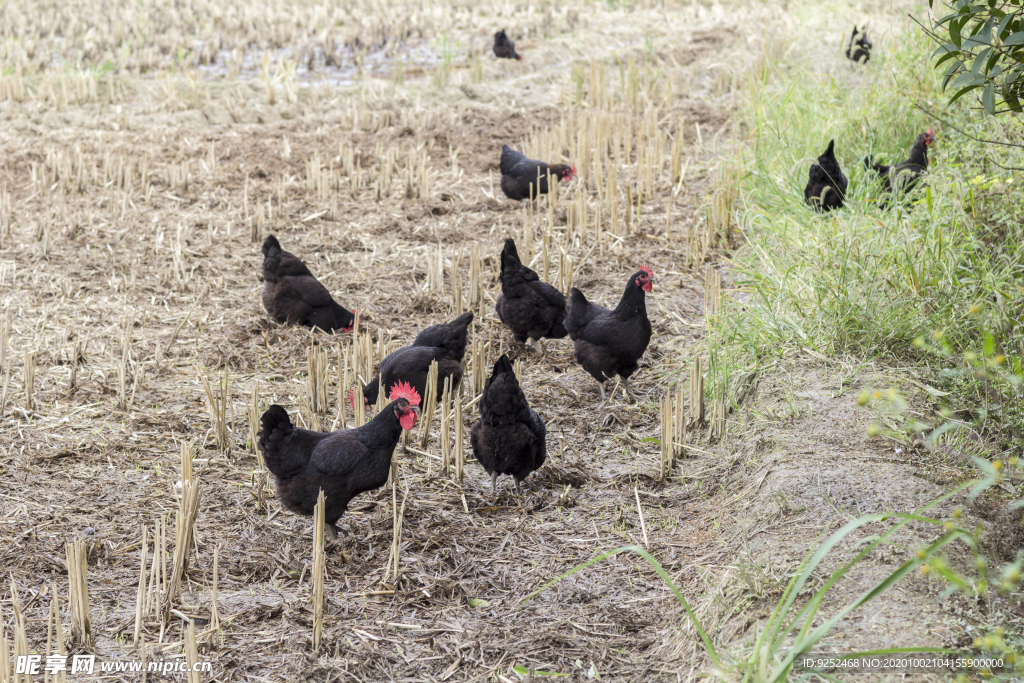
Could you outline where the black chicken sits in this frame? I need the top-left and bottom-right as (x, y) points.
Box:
(471, 354), (546, 493)
(864, 129), (936, 199)
(496, 238), (567, 356)
(258, 382), (420, 539)
(352, 312), (474, 409)
(566, 266), (654, 403)
(493, 30), (522, 60)
(499, 145), (575, 201)
(845, 26), (872, 64)
(804, 140), (848, 212)
(261, 235), (356, 333)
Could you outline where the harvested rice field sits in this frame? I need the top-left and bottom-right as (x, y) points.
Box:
(1, 0), (1020, 681)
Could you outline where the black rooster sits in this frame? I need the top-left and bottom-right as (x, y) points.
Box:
(261, 235), (356, 333)
(864, 129), (936, 200)
(352, 312), (473, 409)
(496, 238), (567, 356)
(804, 140), (848, 212)
(499, 145), (575, 201)
(566, 266), (654, 403)
(258, 381), (420, 539)
(471, 354), (546, 493)
(493, 30), (522, 60)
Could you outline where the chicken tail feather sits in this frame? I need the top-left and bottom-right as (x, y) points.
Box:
(258, 405), (299, 479)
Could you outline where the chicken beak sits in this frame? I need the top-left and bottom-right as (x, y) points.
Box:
(411, 406), (421, 416)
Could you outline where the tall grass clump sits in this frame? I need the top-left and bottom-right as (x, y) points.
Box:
(726, 10), (1024, 439)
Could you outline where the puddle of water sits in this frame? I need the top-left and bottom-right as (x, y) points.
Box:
(194, 42), (443, 87)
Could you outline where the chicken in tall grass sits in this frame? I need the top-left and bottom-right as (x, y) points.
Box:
(804, 140), (848, 212)
(845, 26), (872, 64)
(864, 129), (936, 202)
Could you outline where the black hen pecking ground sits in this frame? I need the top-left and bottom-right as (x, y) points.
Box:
(499, 145), (575, 201)
(261, 235), (356, 333)
(353, 312), (473, 409)
(471, 354), (546, 493)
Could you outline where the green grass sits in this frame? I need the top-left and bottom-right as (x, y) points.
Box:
(721, 7), (1024, 441)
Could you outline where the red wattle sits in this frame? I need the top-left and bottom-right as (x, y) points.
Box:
(642, 282), (653, 292)
(399, 412), (417, 430)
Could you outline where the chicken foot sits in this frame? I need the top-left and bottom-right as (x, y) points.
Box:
(621, 377), (637, 403)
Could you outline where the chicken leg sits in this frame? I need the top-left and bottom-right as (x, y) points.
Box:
(491, 471), (498, 493)
(325, 523), (339, 541)
(622, 377), (636, 403)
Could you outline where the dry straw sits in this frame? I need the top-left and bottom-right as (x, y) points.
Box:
(689, 358), (705, 427)
(200, 367), (232, 454)
(333, 342), (349, 430)
(300, 343), (330, 431)
(8, 581), (30, 683)
(440, 376), (453, 474)
(23, 350), (34, 411)
(383, 471), (408, 585)
(247, 380), (265, 468)
(184, 619), (201, 683)
(65, 539), (92, 648)
(634, 486), (649, 548)
(704, 265), (722, 318)
(417, 360), (439, 448)
(660, 392), (675, 479)
(470, 335), (486, 398)
(0, 624), (8, 683)
(143, 518), (168, 623)
(454, 388), (465, 483)
(165, 443), (202, 609)
(712, 396), (728, 441)
(658, 387), (687, 478)
(133, 524), (148, 647)
(311, 490), (326, 651)
(69, 340), (81, 392)
(116, 318), (137, 411)
(209, 545), (220, 639)
(47, 583), (66, 683)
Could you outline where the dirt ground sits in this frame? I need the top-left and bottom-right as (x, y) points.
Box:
(0, 1), (1011, 681)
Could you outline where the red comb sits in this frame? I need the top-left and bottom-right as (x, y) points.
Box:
(389, 380), (421, 407)
(927, 128), (934, 136)
(639, 264), (654, 276)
